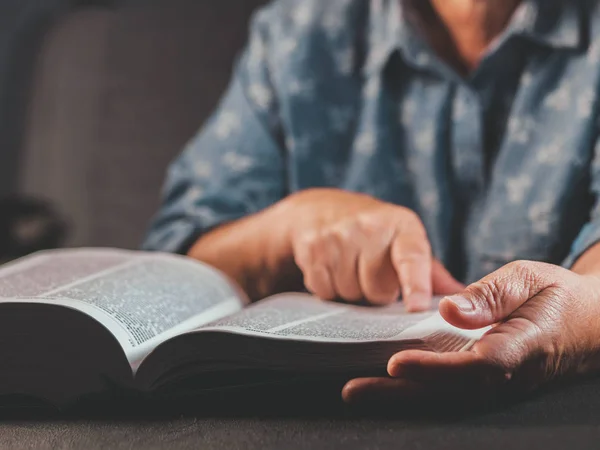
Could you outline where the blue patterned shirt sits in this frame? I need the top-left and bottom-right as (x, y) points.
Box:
(143, 0), (600, 283)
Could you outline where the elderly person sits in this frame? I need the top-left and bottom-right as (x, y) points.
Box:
(144, 0), (600, 404)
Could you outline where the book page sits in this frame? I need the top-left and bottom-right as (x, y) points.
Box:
(200, 293), (486, 344)
(0, 249), (247, 365)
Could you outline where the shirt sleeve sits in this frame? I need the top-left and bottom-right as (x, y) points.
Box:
(142, 5), (287, 254)
(563, 136), (600, 269)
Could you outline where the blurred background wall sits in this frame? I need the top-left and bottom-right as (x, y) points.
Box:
(0, 0), (266, 252)
(0, 0), (70, 196)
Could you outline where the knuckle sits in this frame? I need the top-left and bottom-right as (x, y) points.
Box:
(413, 234), (432, 252)
(294, 231), (326, 267)
(467, 278), (503, 316)
(296, 231), (320, 250)
(329, 223), (353, 245)
(356, 215), (397, 243)
(505, 260), (537, 279)
(355, 213), (381, 234)
(504, 260), (555, 297)
(294, 233), (315, 258)
(399, 208), (426, 233)
(399, 207), (420, 222)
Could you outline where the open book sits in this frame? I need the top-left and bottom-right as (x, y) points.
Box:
(0, 249), (487, 407)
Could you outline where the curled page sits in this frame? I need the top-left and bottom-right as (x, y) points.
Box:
(0, 248), (246, 366)
(202, 293), (488, 345)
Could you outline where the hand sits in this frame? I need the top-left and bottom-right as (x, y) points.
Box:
(276, 188), (463, 311)
(343, 261), (600, 405)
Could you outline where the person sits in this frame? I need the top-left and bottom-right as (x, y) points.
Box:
(143, 0), (600, 405)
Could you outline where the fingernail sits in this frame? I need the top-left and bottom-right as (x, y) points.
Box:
(445, 295), (475, 313)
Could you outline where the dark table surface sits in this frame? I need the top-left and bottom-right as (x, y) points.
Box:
(2, 377), (600, 450)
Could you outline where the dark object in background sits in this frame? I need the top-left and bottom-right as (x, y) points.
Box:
(0, 196), (68, 262)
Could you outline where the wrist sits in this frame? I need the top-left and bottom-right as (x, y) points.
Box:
(257, 197), (301, 289)
(571, 242), (600, 276)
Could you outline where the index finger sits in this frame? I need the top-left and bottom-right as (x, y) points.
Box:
(391, 231), (432, 312)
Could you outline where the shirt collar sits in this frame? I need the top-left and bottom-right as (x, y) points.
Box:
(363, 0), (588, 77)
(363, 0), (404, 76)
(508, 0), (586, 50)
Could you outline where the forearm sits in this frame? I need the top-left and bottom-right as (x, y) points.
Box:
(187, 203), (300, 301)
(571, 241), (600, 276)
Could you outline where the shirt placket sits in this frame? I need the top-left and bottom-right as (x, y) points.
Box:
(400, 32), (486, 279)
(450, 85), (485, 210)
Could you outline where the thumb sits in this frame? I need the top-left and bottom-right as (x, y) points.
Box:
(431, 259), (465, 295)
(438, 261), (558, 330)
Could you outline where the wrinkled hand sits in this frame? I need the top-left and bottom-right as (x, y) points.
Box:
(280, 189), (463, 311)
(343, 261), (600, 405)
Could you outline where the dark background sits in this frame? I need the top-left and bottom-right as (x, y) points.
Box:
(0, 0), (109, 197)
(0, 0), (265, 250)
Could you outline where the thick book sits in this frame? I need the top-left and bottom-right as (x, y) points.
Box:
(0, 248), (487, 408)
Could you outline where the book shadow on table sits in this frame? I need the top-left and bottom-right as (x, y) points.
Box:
(2, 375), (600, 427)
